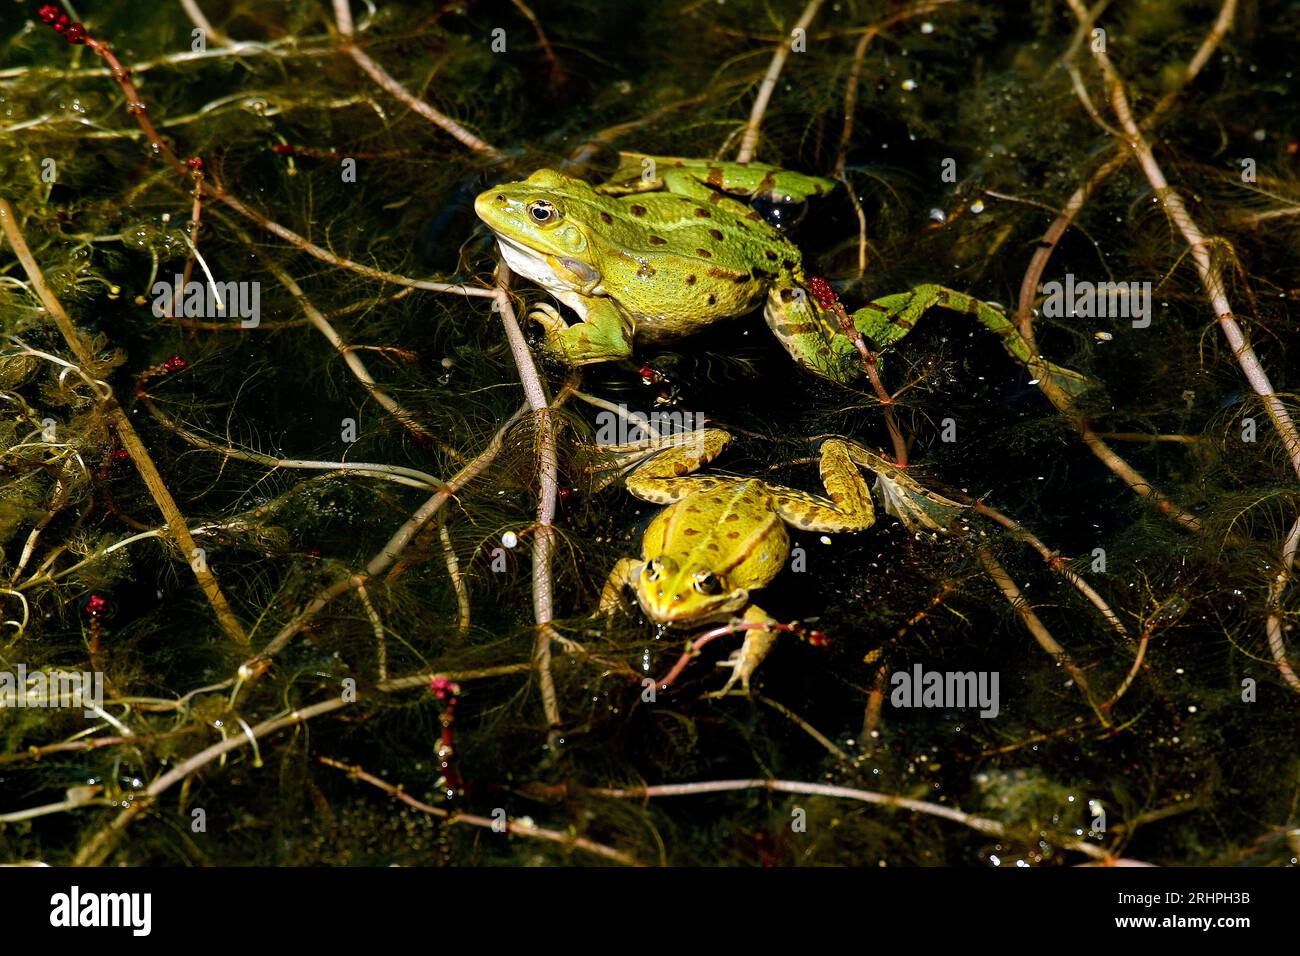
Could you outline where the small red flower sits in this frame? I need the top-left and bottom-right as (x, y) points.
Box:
(161, 355), (187, 373)
(807, 276), (839, 309)
(187, 156), (204, 170)
(38, 5), (61, 24)
(85, 594), (109, 618)
(64, 21), (86, 43)
(110, 449), (130, 463)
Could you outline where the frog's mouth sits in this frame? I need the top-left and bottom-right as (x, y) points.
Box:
(635, 589), (750, 627)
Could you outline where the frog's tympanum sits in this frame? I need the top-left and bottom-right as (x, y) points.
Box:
(475, 152), (1089, 394)
(596, 428), (965, 692)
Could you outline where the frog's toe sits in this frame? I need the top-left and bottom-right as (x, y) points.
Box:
(527, 302), (566, 331)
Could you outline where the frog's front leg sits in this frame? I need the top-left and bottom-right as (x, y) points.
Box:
(530, 297), (634, 366)
(852, 285), (1093, 398)
(597, 557), (642, 615)
(712, 605), (781, 695)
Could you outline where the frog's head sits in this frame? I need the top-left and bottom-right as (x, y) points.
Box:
(474, 169), (599, 263)
(632, 555), (749, 626)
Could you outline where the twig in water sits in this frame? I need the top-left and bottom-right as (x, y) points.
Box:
(0, 198), (248, 647)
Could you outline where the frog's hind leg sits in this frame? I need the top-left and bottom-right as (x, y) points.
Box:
(764, 285), (862, 384)
(530, 298), (635, 366)
(772, 438), (877, 532)
(852, 284), (1093, 398)
(839, 443), (968, 534)
(623, 427), (736, 504)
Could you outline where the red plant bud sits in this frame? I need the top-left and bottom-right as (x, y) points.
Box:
(807, 276), (839, 309)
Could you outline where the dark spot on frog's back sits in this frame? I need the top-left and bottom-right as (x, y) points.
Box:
(600, 211), (613, 225)
(684, 528), (700, 536)
(696, 248), (713, 258)
(649, 235), (667, 245)
(765, 250), (778, 261)
(686, 274), (697, 285)
(708, 228), (724, 241)
(707, 293), (717, 305)
(630, 204), (647, 217)
(694, 208), (712, 219)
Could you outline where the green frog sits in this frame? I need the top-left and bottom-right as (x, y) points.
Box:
(596, 427), (966, 692)
(475, 152), (1088, 393)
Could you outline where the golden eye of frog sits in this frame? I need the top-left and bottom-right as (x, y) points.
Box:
(597, 428), (966, 693)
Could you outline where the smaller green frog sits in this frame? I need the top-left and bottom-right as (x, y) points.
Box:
(597, 427), (965, 692)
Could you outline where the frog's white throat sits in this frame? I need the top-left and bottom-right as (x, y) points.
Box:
(494, 236), (592, 319)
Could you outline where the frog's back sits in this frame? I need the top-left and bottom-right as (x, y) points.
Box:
(596, 194), (803, 339)
(643, 480), (789, 589)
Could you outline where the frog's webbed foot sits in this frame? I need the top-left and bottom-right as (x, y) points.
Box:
(839, 443), (968, 535)
(707, 606), (780, 696)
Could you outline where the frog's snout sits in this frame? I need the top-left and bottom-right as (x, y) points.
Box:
(473, 189), (508, 222)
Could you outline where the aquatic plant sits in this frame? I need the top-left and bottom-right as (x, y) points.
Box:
(0, 0), (1297, 867)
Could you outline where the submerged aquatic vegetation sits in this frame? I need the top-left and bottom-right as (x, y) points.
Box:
(0, 0), (1297, 868)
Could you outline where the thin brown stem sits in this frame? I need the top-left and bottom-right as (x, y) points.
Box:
(0, 198), (248, 647)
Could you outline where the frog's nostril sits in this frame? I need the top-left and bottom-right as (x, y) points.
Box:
(495, 194), (505, 202)
(672, 593), (682, 603)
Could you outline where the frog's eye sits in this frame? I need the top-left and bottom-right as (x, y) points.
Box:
(692, 570), (723, 595)
(527, 200), (559, 224)
(643, 559), (664, 582)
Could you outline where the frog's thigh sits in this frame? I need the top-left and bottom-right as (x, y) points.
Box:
(773, 439), (876, 532)
(625, 428), (733, 504)
(716, 605), (781, 694)
(535, 298), (634, 365)
(597, 557), (641, 615)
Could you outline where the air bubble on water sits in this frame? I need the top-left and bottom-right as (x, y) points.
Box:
(921, 21), (934, 33)
(929, 208), (946, 223)
(970, 199), (985, 214)
(501, 531), (518, 548)
(901, 79), (918, 91)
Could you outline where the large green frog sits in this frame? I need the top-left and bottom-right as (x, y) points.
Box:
(596, 427), (965, 693)
(475, 152), (1088, 393)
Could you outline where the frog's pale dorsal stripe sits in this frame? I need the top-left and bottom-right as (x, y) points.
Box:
(706, 482), (782, 577)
